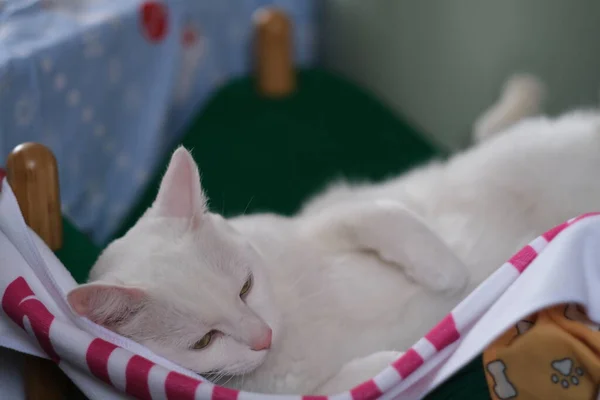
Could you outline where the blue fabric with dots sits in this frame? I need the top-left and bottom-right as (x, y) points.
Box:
(0, 0), (317, 243)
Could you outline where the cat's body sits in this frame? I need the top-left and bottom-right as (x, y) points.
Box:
(304, 109), (600, 290)
(68, 76), (600, 395)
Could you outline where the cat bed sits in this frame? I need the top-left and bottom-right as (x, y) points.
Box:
(3, 173), (600, 399)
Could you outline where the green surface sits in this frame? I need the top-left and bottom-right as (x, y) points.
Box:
(114, 68), (439, 242)
(424, 356), (491, 400)
(55, 217), (101, 284)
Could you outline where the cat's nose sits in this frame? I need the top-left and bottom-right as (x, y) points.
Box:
(251, 327), (272, 351)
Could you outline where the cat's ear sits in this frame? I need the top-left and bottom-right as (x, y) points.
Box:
(153, 146), (207, 222)
(67, 283), (147, 328)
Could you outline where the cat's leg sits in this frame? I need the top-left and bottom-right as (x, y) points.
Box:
(315, 351), (403, 395)
(473, 74), (546, 144)
(308, 200), (469, 294)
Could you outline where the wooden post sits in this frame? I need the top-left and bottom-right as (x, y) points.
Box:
(6, 143), (68, 400)
(253, 7), (296, 98)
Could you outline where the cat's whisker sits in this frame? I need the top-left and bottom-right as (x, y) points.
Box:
(290, 287), (329, 309)
(208, 369), (228, 385)
(215, 372), (226, 383)
(286, 268), (312, 293)
(242, 196), (255, 215)
(222, 373), (237, 387)
(207, 363), (252, 388)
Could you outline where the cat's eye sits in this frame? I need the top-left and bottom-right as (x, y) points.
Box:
(192, 331), (214, 350)
(240, 275), (253, 298)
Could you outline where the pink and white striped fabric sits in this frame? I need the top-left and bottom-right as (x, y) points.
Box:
(2, 176), (600, 400)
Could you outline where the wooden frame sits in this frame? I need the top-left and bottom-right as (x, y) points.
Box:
(254, 6), (295, 97)
(6, 143), (70, 399)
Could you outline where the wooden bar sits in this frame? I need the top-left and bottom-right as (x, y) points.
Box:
(253, 7), (296, 97)
(6, 143), (69, 400)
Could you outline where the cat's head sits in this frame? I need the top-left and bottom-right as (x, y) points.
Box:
(67, 147), (279, 377)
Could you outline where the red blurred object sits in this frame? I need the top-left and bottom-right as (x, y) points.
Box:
(181, 26), (198, 47)
(140, 1), (169, 43)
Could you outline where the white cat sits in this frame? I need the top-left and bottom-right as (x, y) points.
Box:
(67, 76), (600, 395)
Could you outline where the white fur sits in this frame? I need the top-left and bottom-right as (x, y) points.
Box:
(68, 76), (600, 395)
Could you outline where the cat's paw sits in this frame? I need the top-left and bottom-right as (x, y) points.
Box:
(363, 200), (470, 295)
(316, 351), (403, 395)
(377, 238), (469, 295)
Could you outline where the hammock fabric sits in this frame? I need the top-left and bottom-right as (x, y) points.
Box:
(2, 177), (600, 400)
